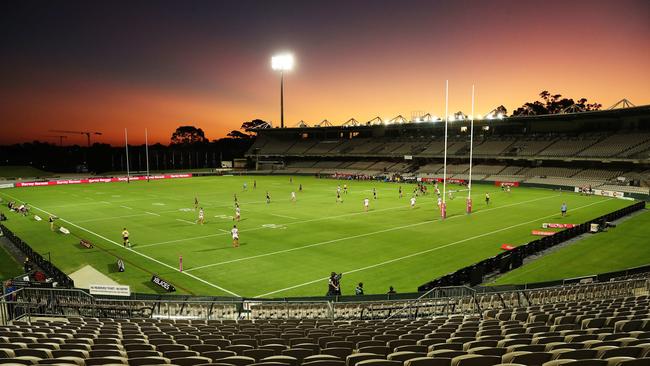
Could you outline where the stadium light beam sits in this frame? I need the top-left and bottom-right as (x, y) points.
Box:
(271, 53), (294, 128)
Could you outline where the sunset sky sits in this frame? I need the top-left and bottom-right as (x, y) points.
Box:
(1, 0), (648, 146)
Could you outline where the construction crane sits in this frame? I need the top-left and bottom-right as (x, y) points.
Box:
(49, 130), (102, 147)
(44, 135), (68, 146)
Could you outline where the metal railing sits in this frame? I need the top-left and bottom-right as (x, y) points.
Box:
(1, 277), (648, 324)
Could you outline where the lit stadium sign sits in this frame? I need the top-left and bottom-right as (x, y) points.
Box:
(14, 174), (193, 188)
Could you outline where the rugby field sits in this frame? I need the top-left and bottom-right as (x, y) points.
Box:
(0, 175), (636, 297)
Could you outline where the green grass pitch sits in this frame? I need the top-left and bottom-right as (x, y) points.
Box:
(490, 209), (650, 285)
(0, 176), (640, 297)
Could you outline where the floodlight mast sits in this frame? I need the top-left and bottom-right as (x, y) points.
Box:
(271, 53), (294, 128)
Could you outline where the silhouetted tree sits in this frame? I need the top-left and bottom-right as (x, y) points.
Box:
(240, 119), (271, 134)
(170, 126), (208, 145)
(227, 130), (251, 139)
(494, 105), (508, 117)
(512, 91), (601, 116)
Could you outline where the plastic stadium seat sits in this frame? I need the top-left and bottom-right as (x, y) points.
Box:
(225, 345), (255, 356)
(84, 357), (128, 366)
(37, 357), (85, 366)
(302, 360), (346, 366)
(126, 357), (171, 366)
(550, 349), (598, 360)
(321, 348), (353, 359)
(387, 351), (427, 362)
(404, 357), (453, 366)
(356, 347), (389, 357)
(170, 356), (212, 366)
(603, 357), (635, 366)
(157, 345), (189, 353)
(218, 356), (256, 366)
(243, 349), (275, 361)
(354, 361), (401, 366)
(201, 350), (238, 361)
(280, 348), (314, 361)
(467, 347), (507, 357)
(615, 359), (650, 366)
(502, 351), (553, 365)
(431, 344), (465, 351)
(260, 355), (298, 366)
(450, 354), (501, 366)
(346, 353), (384, 366)
(427, 350), (467, 359)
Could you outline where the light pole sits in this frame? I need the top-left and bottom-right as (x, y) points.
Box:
(271, 53), (294, 128)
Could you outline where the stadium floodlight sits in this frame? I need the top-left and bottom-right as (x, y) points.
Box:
(271, 53), (295, 128)
(486, 114), (494, 120)
(497, 113), (504, 119)
(476, 114), (483, 120)
(448, 115), (455, 122)
(271, 53), (294, 71)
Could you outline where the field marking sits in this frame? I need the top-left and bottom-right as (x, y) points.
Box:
(185, 194), (559, 272)
(0, 192), (241, 297)
(218, 229), (230, 233)
(254, 198), (613, 298)
(135, 202), (419, 248)
(120, 205), (133, 210)
(145, 211), (160, 216)
(176, 218), (196, 225)
(75, 213), (152, 223)
(269, 213), (298, 220)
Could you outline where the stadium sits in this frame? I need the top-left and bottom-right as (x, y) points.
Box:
(2, 1), (650, 366)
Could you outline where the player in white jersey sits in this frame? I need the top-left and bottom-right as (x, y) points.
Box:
(234, 204), (241, 221)
(437, 196), (442, 208)
(231, 225), (239, 248)
(410, 196), (416, 208)
(363, 198), (369, 212)
(197, 208), (205, 225)
(291, 191), (296, 202)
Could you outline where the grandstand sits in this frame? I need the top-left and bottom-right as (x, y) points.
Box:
(247, 106), (650, 196)
(1, 275), (650, 365)
(1, 107), (650, 366)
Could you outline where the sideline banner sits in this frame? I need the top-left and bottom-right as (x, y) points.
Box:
(574, 186), (627, 199)
(532, 230), (556, 236)
(419, 177), (466, 184)
(542, 223), (576, 229)
(89, 284), (131, 297)
(495, 181), (520, 187)
(15, 174), (192, 188)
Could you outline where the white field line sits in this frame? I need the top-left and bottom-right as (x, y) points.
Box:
(254, 198), (613, 298)
(176, 218), (196, 225)
(120, 205), (133, 210)
(185, 194), (559, 272)
(136, 202), (423, 248)
(0, 192), (240, 297)
(75, 213), (152, 223)
(218, 229), (230, 233)
(269, 213), (298, 220)
(145, 211), (160, 216)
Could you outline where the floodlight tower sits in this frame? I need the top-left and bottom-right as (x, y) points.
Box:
(271, 53), (294, 128)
